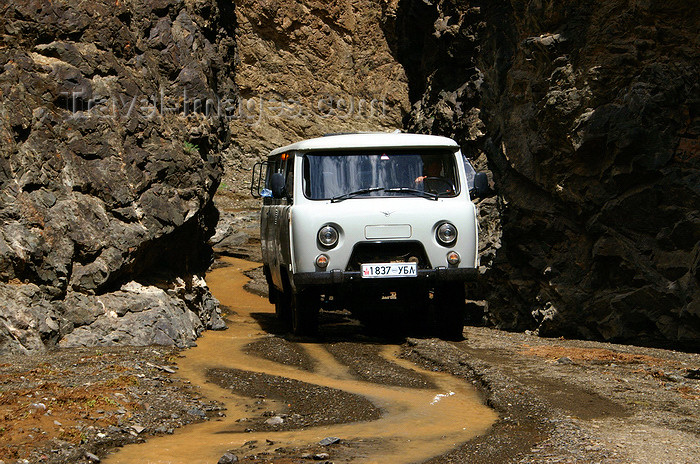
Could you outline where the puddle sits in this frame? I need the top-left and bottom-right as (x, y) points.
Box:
(104, 257), (498, 463)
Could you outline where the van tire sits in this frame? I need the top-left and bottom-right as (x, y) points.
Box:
(291, 289), (319, 336)
(433, 283), (466, 341)
(275, 288), (291, 326)
(398, 287), (431, 336)
(263, 266), (276, 304)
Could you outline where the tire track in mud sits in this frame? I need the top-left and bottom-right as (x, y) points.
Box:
(103, 257), (497, 464)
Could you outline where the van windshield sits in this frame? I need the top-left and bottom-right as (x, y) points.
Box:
(303, 150), (459, 200)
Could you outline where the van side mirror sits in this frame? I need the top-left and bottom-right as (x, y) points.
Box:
(270, 172), (287, 199)
(471, 172), (490, 198)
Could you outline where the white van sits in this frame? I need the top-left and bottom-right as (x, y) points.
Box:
(251, 133), (488, 338)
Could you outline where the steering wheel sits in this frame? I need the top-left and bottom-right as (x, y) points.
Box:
(423, 177), (455, 195)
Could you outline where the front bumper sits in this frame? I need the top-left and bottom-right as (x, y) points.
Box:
(293, 267), (478, 287)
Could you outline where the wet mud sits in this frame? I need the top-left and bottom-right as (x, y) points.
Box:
(103, 257), (497, 464)
(243, 337), (317, 372)
(206, 367), (383, 430)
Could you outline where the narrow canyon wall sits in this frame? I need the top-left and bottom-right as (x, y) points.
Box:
(0, 0), (236, 353)
(218, 0), (409, 199)
(394, 0), (700, 346)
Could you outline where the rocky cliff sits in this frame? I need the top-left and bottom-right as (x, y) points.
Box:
(217, 0), (409, 202)
(393, 0), (700, 347)
(0, 0), (235, 353)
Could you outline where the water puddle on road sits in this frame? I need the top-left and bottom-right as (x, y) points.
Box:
(104, 257), (498, 464)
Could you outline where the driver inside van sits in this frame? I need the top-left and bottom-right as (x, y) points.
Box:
(415, 158), (453, 194)
(415, 159), (441, 183)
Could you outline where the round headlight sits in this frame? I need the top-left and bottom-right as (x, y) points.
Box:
(436, 222), (458, 246)
(318, 225), (339, 248)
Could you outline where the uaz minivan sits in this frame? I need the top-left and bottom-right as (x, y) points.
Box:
(251, 132), (488, 338)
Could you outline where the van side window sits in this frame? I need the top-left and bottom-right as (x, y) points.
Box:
(264, 156), (280, 189)
(462, 154), (476, 191)
(264, 154), (293, 201)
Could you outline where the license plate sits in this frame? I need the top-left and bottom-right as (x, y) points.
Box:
(361, 262), (417, 278)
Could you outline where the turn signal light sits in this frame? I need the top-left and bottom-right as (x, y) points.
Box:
(315, 254), (329, 268)
(447, 251), (461, 265)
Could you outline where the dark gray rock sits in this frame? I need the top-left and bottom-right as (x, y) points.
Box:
(187, 407), (206, 419)
(210, 210), (258, 257)
(217, 453), (239, 464)
(84, 451), (101, 462)
(0, 0), (236, 353)
(392, 0), (700, 348)
(319, 436), (341, 446)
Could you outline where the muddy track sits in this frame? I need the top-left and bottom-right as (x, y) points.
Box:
(101, 257), (497, 464)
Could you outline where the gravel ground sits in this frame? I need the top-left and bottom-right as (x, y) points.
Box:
(243, 338), (317, 372)
(0, 347), (223, 464)
(408, 329), (700, 463)
(323, 342), (435, 389)
(206, 367), (382, 431)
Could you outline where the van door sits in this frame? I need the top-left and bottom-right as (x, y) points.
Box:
(262, 153), (294, 291)
(260, 156), (277, 279)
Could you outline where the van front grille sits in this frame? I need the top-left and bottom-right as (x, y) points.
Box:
(346, 241), (431, 271)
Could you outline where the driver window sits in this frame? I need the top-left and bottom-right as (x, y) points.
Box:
(416, 154), (457, 195)
(264, 156), (281, 189)
(263, 155), (292, 201)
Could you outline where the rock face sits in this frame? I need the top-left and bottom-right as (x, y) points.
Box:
(0, 0), (235, 353)
(218, 0), (409, 199)
(392, 0), (700, 346)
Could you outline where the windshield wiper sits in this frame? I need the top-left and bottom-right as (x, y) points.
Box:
(331, 187), (385, 203)
(384, 187), (438, 200)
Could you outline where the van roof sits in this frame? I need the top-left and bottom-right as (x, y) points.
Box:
(269, 132), (459, 156)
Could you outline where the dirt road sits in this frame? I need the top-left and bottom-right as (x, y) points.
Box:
(1, 253), (699, 463)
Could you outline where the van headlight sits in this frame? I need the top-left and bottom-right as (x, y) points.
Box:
(436, 222), (458, 246)
(318, 225), (339, 248)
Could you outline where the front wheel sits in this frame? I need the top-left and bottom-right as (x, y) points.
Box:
(433, 283), (466, 341)
(291, 288), (319, 336)
(274, 287), (291, 326)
